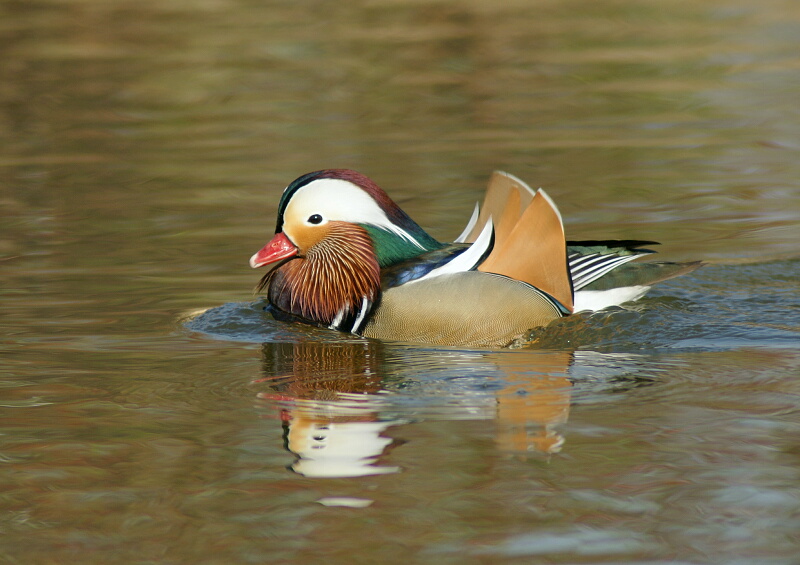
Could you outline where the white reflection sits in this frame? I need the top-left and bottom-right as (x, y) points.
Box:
(266, 393), (403, 478)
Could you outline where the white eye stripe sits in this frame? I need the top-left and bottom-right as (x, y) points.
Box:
(288, 179), (386, 224)
(285, 178), (423, 248)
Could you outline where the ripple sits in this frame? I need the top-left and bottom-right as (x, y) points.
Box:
(469, 527), (660, 557)
(184, 299), (368, 344)
(184, 261), (799, 355)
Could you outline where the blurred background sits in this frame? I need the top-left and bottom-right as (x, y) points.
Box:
(1, 0), (799, 563)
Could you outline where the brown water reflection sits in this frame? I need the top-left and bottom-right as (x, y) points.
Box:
(254, 342), (573, 478)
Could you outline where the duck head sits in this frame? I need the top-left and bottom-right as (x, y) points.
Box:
(250, 169), (441, 331)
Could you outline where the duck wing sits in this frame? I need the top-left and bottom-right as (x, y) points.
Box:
(567, 240), (659, 291)
(454, 172), (574, 312)
(457, 171), (536, 245)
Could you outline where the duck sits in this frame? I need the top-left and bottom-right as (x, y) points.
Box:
(249, 169), (701, 347)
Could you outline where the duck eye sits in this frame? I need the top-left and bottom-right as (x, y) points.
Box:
(307, 214), (323, 225)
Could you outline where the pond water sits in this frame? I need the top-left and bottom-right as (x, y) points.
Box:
(2, 0), (799, 563)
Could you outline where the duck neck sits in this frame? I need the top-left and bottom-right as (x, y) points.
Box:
(268, 224), (381, 330)
(363, 224), (442, 267)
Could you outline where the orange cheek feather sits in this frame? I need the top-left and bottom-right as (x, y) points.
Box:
(285, 223), (331, 254)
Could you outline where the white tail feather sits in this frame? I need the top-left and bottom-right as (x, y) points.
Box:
(573, 286), (650, 313)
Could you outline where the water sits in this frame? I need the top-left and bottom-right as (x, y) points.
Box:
(2, 0), (800, 563)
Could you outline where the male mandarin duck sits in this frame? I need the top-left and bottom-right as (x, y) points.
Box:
(249, 169), (701, 347)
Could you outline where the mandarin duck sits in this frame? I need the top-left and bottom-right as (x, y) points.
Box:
(249, 169), (701, 347)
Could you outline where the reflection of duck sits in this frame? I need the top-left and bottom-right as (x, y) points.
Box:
(249, 169), (701, 346)
(281, 398), (402, 478)
(490, 351), (572, 454)
(259, 340), (384, 400)
(255, 341), (578, 477)
(258, 341), (402, 478)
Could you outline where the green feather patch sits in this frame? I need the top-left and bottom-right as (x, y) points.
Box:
(362, 225), (441, 268)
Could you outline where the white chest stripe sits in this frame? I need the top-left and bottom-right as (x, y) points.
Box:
(351, 296), (372, 334)
(329, 306), (346, 330)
